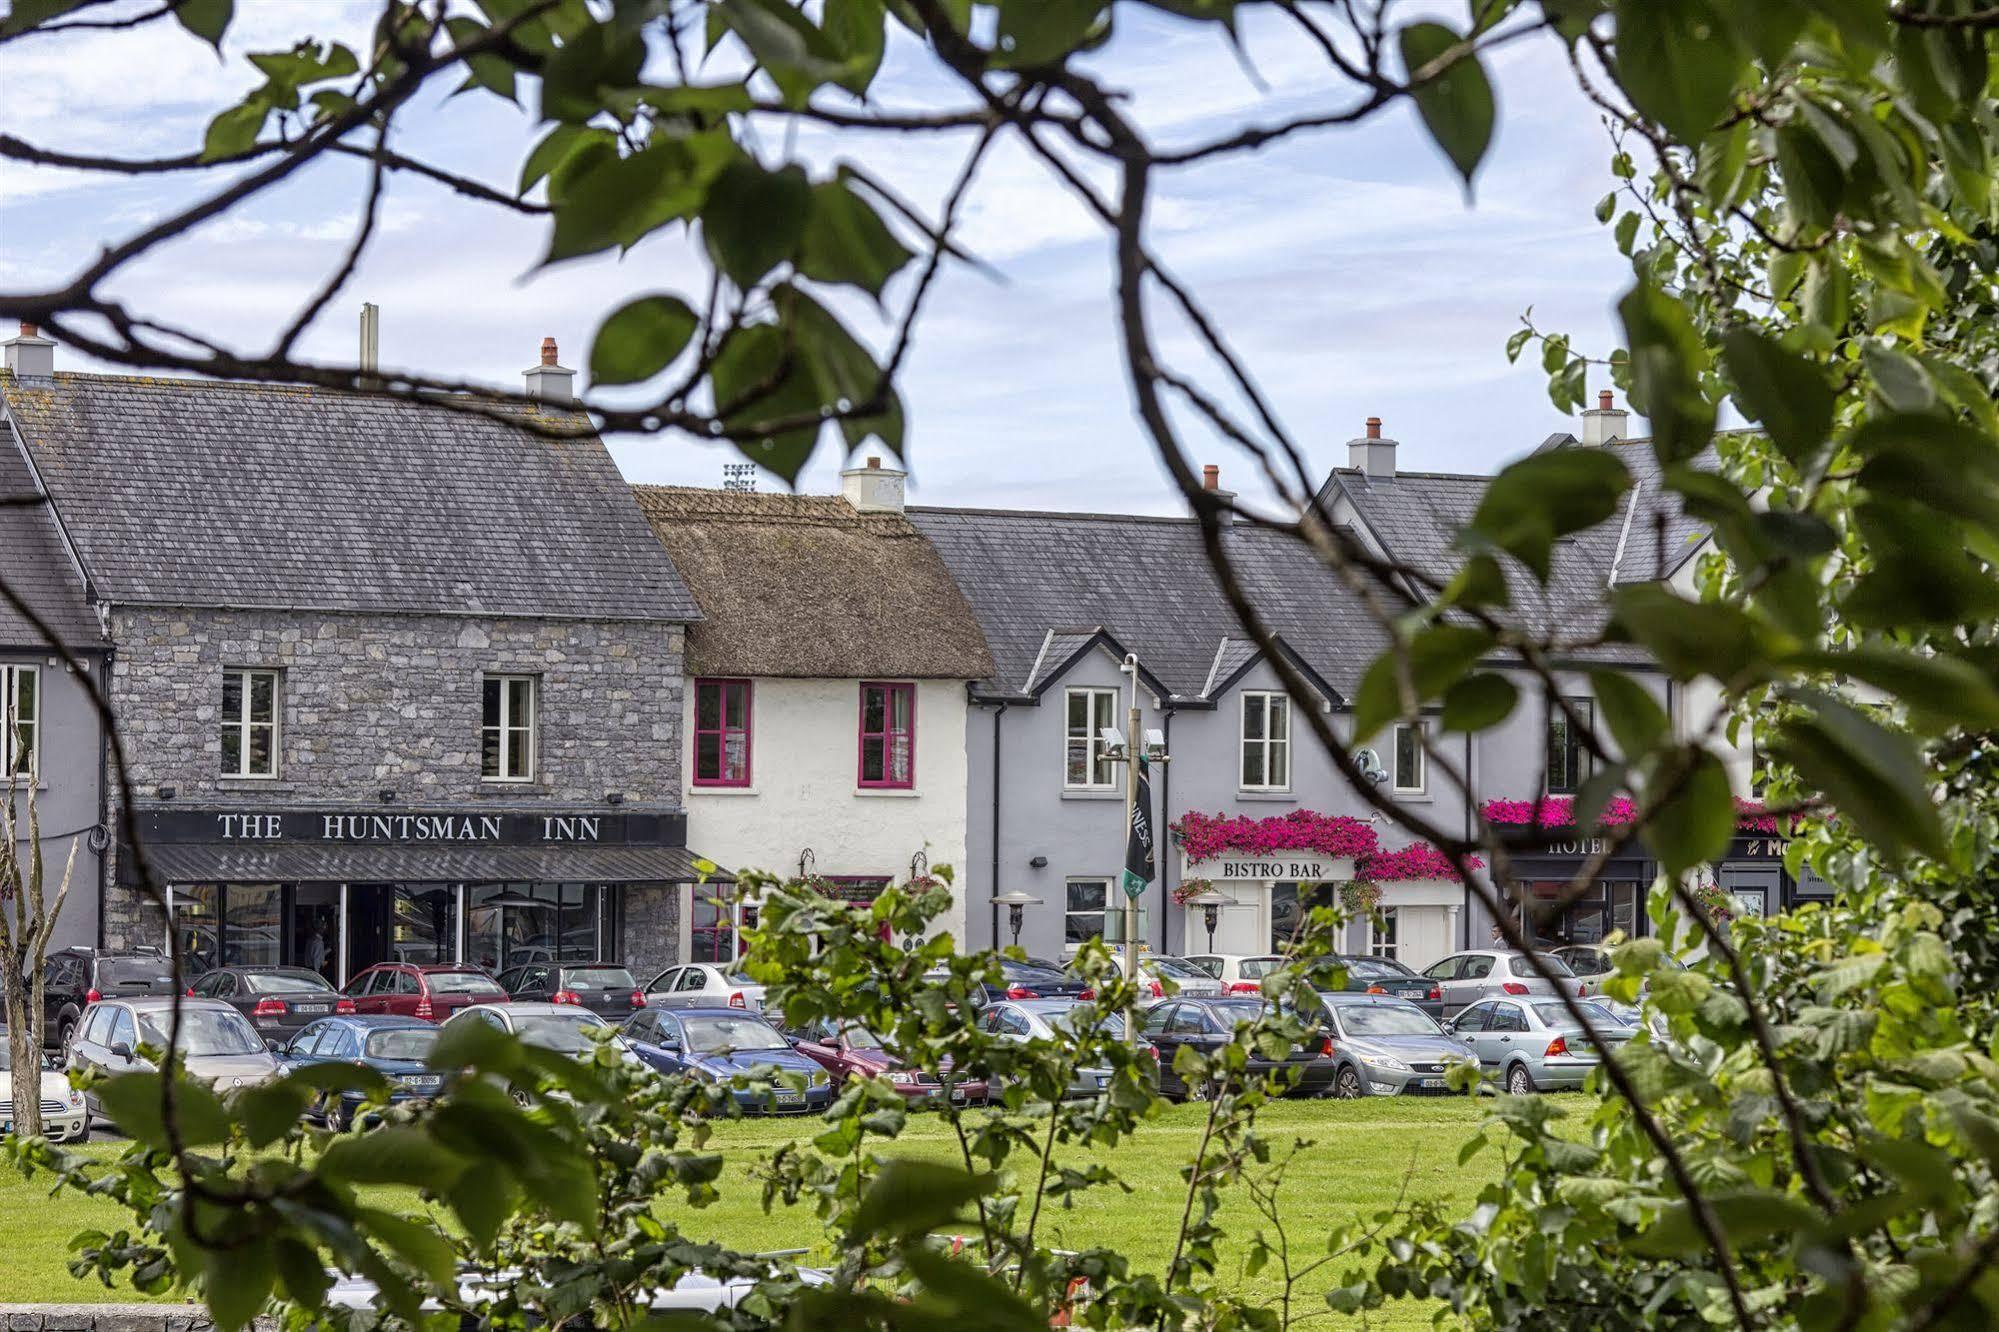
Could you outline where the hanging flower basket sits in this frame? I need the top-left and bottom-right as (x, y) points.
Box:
(1338, 881), (1383, 914)
(1168, 809), (1379, 864)
(1171, 877), (1218, 907)
(1354, 843), (1484, 883)
(1481, 795), (1799, 835)
(1689, 878), (1736, 926)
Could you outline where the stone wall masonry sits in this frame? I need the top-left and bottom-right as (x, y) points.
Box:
(0, 1306), (273, 1332)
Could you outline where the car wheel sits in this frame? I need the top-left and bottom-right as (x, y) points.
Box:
(1506, 1064), (1536, 1096)
(56, 1017), (76, 1056)
(1333, 1066), (1365, 1100)
(328, 1098), (353, 1133)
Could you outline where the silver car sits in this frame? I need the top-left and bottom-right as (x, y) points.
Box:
(1317, 994), (1477, 1098)
(644, 962), (768, 1013)
(1445, 996), (1635, 1094)
(1419, 950), (1582, 1017)
(1550, 943), (1687, 998)
(67, 996), (283, 1118)
(978, 998), (1129, 1098)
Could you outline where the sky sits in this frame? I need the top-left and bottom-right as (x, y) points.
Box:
(0, 0), (1643, 515)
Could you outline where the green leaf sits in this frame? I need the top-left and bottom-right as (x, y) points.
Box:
(1588, 668), (1668, 756)
(520, 124), (605, 196)
(1462, 448), (1631, 580)
(173, 0), (233, 50)
(1439, 552), (1509, 609)
(96, 1071), (230, 1150)
(0, 0), (92, 38)
(784, 288), (904, 454)
(1772, 691), (1943, 859)
(271, 1236), (331, 1308)
(797, 179), (914, 299)
(1783, 646), (1999, 733)
(1399, 22), (1496, 189)
(1649, 746), (1735, 878)
(1721, 328), (1833, 469)
(233, 1078), (315, 1148)
(1862, 344), (1937, 414)
(712, 323), (825, 483)
(1634, 1189), (1821, 1257)
(202, 101), (269, 162)
(1852, 415), (1999, 536)
(701, 158), (813, 289)
(204, 1236), (273, 1332)
(590, 295), (699, 386)
(822, 0), (887, 94)
(543, 140), (709, 265)
(320, 1126), (470, 1192)
(446, 1166), (521, 1253)
(1609, 584), (1775, 684)
(1611, 0), (1744, 142)
(1440, 672), (1518, 733)
(1619, 277), (1717, 466)
(537, 20), (645, 123)
(357, 1208), (457, 1290)
(1352, 625), (1495, 741)
(716, 0), (849, 104)
(849, 1159), (995, 1242)
(995, 0), (1105, 66)
(1504, 327), (1532, 364)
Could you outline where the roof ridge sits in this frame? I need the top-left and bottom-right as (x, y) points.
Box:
(908, 503), (1197, 525)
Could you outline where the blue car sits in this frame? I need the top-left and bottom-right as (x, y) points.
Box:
(622, 1007), (833, 1114)
(279, 1014), (443, 1130)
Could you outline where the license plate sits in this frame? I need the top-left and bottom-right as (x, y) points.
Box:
(1095, 1074), (1109, 1089)
(294, 1005), (329, 1015)
(774, 1091), (802, 1105)
(950, 1089), (967, 1103)
(1418, 1078), (1443, 1088)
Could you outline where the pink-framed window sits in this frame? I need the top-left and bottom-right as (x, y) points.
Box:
(692, 678), (752, 787)
(857, 682), (916, 789)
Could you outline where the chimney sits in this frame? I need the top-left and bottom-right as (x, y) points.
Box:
(1580, 390), (1628, 446)
(1345, 416), (1397, 482)
(523, 335), (575, 405)
(358, 303), (380, 374)
(3, 322), (56, 380)
(1200, 463), (1237, 525)
(841, 454), (906, 514)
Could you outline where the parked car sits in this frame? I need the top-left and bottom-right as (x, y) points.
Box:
(0, 1026), (89, 1141)
(1180, 954), (1289, 993)
(279, 1015), (442, 1130)
(621, 1007), (833, 1114)
(68, 997), (283, 1117)
(1139, 997), (1336, 1100)
(492, 961), (646, 1019)
(1076, 954), (1225, 1006)
(344, 963), (507, 1022)
(977, 998), (1141, 1098)
(644, 962), (768, 1012)
(190, 965), (353, 1037)
(784, 1015), (989, 1108)
(1310, 955), (1444, 1018)
(438, 1001), (624, 1057)
(1419, 950), (1582, 1016)
(1549, 944), (1687, 997)
(39, 946), (177, 1052)
(923, 956), (1090, 1009)
(1316, 994), (1475, 1099)
(1445, 995), (1637, 1094)
(326, 1259), (830, 1317)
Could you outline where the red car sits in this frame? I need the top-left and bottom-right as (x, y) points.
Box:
(343, 964), (507, 1022)
(785, 1015), (989, 1108)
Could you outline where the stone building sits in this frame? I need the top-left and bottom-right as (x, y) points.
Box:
(0, 332), (719, 983)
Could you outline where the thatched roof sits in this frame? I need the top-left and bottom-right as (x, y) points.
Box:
(632, 486), (995, 680)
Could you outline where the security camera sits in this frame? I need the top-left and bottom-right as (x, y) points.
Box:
(1354, 746), (1388, 785)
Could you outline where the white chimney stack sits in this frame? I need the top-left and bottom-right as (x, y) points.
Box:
(1581, 390), (1628, 446)
(1346, 416), (1397, 482)
(3, 322), (56, 379)
(841, 455), (906, 514)
(359, 303), (380, 374)
(523, 335), (575, 405)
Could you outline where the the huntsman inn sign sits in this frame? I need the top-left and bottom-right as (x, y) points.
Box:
(137, 808), (686, 848)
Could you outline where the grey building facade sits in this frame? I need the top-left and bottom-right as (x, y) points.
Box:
(0, 331), (717, 984)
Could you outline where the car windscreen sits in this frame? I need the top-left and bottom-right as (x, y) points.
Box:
(1237, 958), (1288, 980)
(1532, 1002), (1600, 1026)
(364, 1028), (439, 1061)
(512, 1012), (608, 1053)
(839, 1023), (888, 1049)
(1523, 953), (1577, 978)
(561, 967), (636, 991)
(1336, 1005), (1440, 1037)
(1340, 958), (1414, 981)
(724, 973), (758, 986)
(138, 1008), (263, 1057)
(1150, 957), (1213, 980)
(426, 972), (502, 994)
(244, 971), (334, 994)
(99, 959), (174, 987)
(682, 1016), (789, 1053)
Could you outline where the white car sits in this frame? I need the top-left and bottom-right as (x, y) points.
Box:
(644, 963), (768, 1013)
(1, 1029), (89, 1142)
(1180, 954), (1289, 994)
(327, 1257), (826, 1315)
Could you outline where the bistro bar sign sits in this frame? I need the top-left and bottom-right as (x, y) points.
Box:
(134, 807), (687, 848)
(1202, 855), (1353, 882)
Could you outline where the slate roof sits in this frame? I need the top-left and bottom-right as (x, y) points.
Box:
(0, 372), (698, 622)
(630, 485), (994, 679)
(0, 425), (101, 650)
(906, 507), (1381, 701)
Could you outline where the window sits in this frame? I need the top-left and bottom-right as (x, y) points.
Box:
(1391, 722), (1425, 794)
(1, 664), (37, 778)
(858, 682), (915, 789)
(1367, 907), (1400, 960)
(692, 678), (752, 786)
(1239, 691), (1290, 790)
(220, 668), (279, 778)
(1546, 697), (1593, 795)
(1064, 687), (1119, 788)
(482, 675), (537, 781)
(1065, 878), (1110, 948)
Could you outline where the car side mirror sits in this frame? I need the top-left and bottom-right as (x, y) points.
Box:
(109, 1041), (132, 1060)
(1439, 1020), (1455, 1034)
(265, 1038), (283, 1053)
(658, 1036), (681, 1051)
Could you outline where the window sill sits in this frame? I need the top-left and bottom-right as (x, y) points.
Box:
(1235, 790), (1297, 803)
(218, 777), (297, 792)
(854, 787), (920, 799)
(1392, 790), (1433, 804)
(690, 785), (760, 797)
(1060, 788), (1123, 801)
(475, 781), (547, 794)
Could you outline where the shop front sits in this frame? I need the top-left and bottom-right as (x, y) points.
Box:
(1507, 833), (1655, 947)
(129, 806), (726, 985)
(1178, 854), (1356, 956)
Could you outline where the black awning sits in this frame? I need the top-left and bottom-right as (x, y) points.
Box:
(139, 843), (733, 885)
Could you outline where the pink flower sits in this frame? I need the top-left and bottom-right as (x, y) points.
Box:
(1481, 795), (1801, 835)
(1168, 809), (1380, 864)
(1355, 843), (1484, 883)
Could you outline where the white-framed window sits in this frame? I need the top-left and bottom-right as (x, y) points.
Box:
(1065, 877), (1110, 949)
(482, 675), (537, 782)
(1367, 907), (1400, 960)
(1547, 697), (1593, 795)
(220, 667), (280, 778)
(1391, 721), (1426, 794)
(1, 664), (38, 778)
(1239, 691), (1291, 790)
(1064, 687), (1119, 788)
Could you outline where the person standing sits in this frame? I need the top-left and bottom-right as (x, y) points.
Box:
(304, 921), (330, 979)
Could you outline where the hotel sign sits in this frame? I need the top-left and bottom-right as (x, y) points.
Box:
(1200, 856), (1353, 882)
(134, 807), (687, 848)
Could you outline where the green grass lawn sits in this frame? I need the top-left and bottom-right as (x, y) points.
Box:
(2, 1096), (1532, 1326)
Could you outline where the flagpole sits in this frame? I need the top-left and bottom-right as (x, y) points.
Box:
(1121, 654), (1140, 1047)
